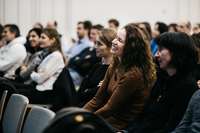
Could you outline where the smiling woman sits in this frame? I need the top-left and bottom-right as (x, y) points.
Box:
(120, 32), (199, 133)
(83, 25), (156, 131)
(13, 28), (67, 104)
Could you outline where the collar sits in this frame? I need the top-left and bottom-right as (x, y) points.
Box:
(77, 37), (90, 44)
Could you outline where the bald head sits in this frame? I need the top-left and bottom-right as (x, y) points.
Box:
(46, 20), (57, 29)
(177, 20), (191, 35)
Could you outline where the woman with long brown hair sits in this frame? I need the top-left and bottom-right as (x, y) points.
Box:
(77, 28), (116, 107)
(83, 25), (156, 131)
(16, 28), (67, 104)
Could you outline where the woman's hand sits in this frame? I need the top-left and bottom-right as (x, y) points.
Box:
(0, 39), (6, 47)
(97, 80), (104, 87)
(197, 80), (200, 88)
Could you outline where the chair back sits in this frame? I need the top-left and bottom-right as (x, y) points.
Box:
(2, 94), (29, 133)
(22, 106), (55, 133)
(0, 90), (8, 121)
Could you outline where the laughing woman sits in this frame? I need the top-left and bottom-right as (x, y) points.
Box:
(83, 25), (156, 131)
(16, 28), (67, 104)
(120, 32), (199, 133)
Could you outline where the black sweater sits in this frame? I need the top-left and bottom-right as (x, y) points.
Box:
(190, 64), (200, 81)
(68, 48), (101, 77)
(121, 70), (198, 133)
(77, 63), (109, 107)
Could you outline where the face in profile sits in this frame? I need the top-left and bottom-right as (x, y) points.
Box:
(1, 27), (16, 42)
(29, 31), (40, 48)
(110, 29), (126, 59)
(155, 46), (173, 70)
(39, 33), (54, 48)
(152, 24), (160, 39)
(90, 28), (98, 42)
(177, 21), (190, 35)
(193, 24), (200, 34)
(77, 23), (86, 39)
(95, 36), (111, 58)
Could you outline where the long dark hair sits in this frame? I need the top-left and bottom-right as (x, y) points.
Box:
(112, 25), (156, 89)
(28, 28), (43, 54)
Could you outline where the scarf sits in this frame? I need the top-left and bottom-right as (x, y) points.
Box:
(34, 48), (50, 72)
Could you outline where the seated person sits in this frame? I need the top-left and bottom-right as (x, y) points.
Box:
(14, 28), (43, 84)
(65, 21), (92, 61)
(150, 22), (168, 55)
(0, 24), (26, 78)
(77, 28), (116, 107)
(119, 32), (199, 133)
(14, 28), (67, 104)
(170, 89), (200, 133)
(67, 24), (103, 86)
(83, 25), (157, 131)
(190, 33), (200, 81)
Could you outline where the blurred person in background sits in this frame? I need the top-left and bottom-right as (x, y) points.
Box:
(67, 24), (104, 86)
(193, 23), (200, 34)
(46, 20), (70, 53)
(177, 20), (191, 35)
(150, 22), (168, 55)
(139, 22), (152, 39)
(13, 28), (43, 84)
(0, 24), (26, 78)
(0, 24), (3, 40)
(33, 22), (43, 29)
(168, 23), (178, 32)
(108, 19), (119, 31)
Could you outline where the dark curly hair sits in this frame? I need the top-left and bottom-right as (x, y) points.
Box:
(112, 25), (156, 89)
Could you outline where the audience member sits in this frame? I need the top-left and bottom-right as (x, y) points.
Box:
(170, 89), (200, 133)
(191, 33), (200, 84)
(150, 22), (168, 55)
(0, 24), (26, 78)
(119, 32), (198, 133)
(33, 22), (43, 29)
(108, 19), (119, 31)
(139, 22), (152, 39)
(15, 28), (67, 104)
(65, 21), (92, 62)
(90, 24), (104, 43)
(46, 20), (70, 53)
(177, 20), (191, 35)
(193, 23), (200, 34)
(83, 25), (156, 131)
(0, 24), (3, 40)
(67, 24), (103, 86)
(77, 28), (116, 107)
(168, 23), (178, 32)
(14, 28), (43, 84)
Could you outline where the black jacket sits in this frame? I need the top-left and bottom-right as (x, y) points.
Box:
(122, 70), (198, 133)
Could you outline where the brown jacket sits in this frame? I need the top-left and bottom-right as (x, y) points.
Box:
(83, 65), (153, 131)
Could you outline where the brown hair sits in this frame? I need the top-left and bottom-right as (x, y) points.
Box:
(191, 33), (200, 49)
(42, 28), (67, 65)
(108, 19), (119, 27)
(98, 28), (117, 48)
(127, 23), (151, 41)
(112, 25), (156, 89)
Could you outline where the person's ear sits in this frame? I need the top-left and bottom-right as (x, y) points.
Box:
(50, 38), (56, 44)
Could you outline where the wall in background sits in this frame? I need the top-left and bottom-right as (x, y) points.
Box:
(0, 0), (200, 44)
